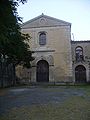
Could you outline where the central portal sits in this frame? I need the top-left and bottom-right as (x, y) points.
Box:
(36, 60), (49, 82)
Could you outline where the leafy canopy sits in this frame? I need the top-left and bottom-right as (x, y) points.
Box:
(0, 0), (34, 68)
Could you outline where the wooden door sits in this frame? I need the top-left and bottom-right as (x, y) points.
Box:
(75, 65), (86, 83)
(37, 60), (49, 82)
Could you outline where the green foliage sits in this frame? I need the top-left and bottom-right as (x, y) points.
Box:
(0, 0), (34, 68)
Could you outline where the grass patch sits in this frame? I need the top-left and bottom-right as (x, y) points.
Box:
(0, 96), (90, 120)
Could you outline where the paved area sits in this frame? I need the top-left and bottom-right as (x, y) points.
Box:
(0, 86), (86, 116)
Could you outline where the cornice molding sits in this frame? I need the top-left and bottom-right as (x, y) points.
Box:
(32, 50), (55, 53)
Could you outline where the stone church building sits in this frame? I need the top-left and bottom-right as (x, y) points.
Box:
(16, 14), (90, 84)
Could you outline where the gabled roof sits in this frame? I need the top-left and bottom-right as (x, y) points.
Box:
(21, 13), (71, 29)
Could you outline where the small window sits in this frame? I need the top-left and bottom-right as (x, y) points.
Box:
(75, 46), (83, 61)
(39, 32), (46, 45)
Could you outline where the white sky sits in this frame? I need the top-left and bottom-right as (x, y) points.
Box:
(17, 0), (90, 40)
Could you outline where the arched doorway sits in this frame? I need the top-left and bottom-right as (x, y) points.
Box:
(36, 60), (49, 82)
(75, 65), (86, 83)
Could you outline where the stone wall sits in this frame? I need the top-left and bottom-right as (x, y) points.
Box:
(0, 63), (15, 87)
(20, 26), (73, 83)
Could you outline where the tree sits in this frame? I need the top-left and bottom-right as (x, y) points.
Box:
(0, 0), (34, 68)
(0, 0), (34, 86)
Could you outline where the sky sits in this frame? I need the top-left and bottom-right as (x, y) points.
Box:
(17, 0), (90, 41)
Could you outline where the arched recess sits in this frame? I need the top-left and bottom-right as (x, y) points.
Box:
(75, 65), (86, 83)
(36, 60), (49, 82)
(75, 46), (83, 61)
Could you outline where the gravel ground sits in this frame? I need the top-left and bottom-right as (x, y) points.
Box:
(0, 86), (87, 115)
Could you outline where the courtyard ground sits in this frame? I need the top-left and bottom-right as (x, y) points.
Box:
(0, 85), (90, 120)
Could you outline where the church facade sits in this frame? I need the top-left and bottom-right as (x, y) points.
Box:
(16, 14), (90, 84)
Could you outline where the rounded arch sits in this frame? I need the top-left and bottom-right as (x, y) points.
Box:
(75, 46), (83, 51)
(36, 60), (49, 82)
(75, 65), (86, 83)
